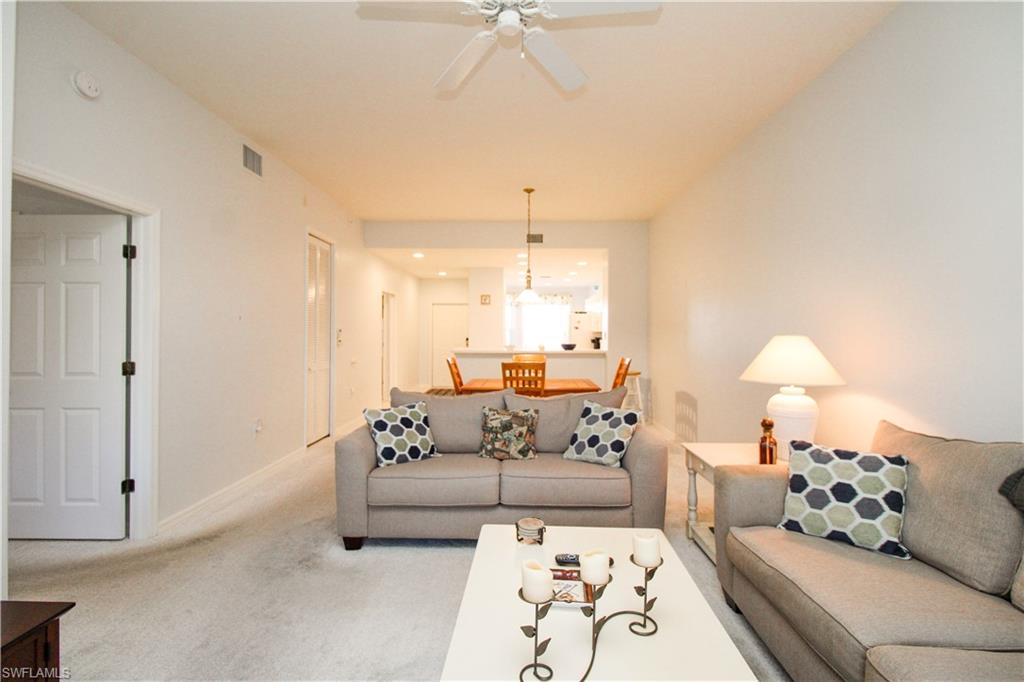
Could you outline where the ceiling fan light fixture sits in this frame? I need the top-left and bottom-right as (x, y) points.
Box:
(496, 8), (522, 36)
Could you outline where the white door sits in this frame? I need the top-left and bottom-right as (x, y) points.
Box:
(381, 292), (397, 401)
(9, 214), (126, 539)
(305, 235), (332, 445)
(431, 303), (468, 388)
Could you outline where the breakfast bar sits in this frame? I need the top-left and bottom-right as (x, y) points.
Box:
(452, 348), (608, 387)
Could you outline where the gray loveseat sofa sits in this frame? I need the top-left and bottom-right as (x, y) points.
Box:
(336, 387), (669, 549)
(714, 420), (1024, 681)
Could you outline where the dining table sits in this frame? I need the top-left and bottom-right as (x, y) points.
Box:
(459, 378), (601, 396)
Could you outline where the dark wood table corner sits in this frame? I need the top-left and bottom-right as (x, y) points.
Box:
(2, 600), (75, 678)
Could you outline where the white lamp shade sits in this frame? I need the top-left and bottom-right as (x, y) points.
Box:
(515, 287), (540, 305)
(740, 335), (844, 387)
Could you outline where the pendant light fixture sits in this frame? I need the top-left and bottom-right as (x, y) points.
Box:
(515, 187), (541, 305)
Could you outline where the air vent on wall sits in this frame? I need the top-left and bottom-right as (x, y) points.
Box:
(242, 144), (262, 177)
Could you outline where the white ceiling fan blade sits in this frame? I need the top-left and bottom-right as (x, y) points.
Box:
(524, 27), (587, 92)
(434, 30), (498, 90)
(541, 2), (661, 19)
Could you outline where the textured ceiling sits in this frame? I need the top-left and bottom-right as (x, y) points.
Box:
(70, 1), (893, 220)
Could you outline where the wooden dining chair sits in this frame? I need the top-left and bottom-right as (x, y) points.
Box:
(611, 357), (632, 389)
(512, 353), (546, 363)
(446, 356), (465, 395)
(501, 362), (546, 397)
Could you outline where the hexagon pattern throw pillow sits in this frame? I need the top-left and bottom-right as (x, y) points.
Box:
(562, 400), (641, 467)
(779, 441), (911, 559)
(363, 402), (436, 467)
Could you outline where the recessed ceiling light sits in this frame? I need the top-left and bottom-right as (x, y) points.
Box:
(412, 252), (425, 259)
(569, 271), (577, 276)
(576, 261), (587, 266)
(438, 271), (447, 276)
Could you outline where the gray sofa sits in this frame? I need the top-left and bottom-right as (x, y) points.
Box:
(336, 387), (669, 549)
(715, 420), (1024, 681)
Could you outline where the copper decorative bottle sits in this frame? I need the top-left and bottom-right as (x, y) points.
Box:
(759, 417), (778, 465)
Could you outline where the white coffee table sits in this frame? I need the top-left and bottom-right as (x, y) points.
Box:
(441, 524), (754, 681)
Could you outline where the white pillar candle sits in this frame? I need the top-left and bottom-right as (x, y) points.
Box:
(580, 549), (610, 585)
(633, 532), (662, 567)
(521, 560), (554, 603)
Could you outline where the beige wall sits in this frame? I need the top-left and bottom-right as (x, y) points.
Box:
(416, 278), (469, 388)
(13, 3), (419, 522)
(649, 2), (1023, 448)
(467, 268), (505, 348)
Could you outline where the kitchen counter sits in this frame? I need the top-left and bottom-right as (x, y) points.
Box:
(453, 348), (605, 356)
(452, 348), (609, 387)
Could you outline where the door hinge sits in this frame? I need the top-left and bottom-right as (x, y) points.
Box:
(121, 360), (136, 376)
(122, 244), (137, 259)
(121, 478), (136, 494)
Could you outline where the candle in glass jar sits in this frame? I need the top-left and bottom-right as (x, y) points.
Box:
(521, 560), (554, 603)
(580, 549), (610, 585)
(633, 532), (662, 567)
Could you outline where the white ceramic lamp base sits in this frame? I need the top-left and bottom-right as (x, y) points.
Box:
(766, 386), (819, 460)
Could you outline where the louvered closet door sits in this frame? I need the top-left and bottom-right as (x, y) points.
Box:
(9, 214), (127, 539)
(305, 236), (332, 444)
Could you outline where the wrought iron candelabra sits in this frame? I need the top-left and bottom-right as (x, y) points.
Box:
(518, 590), (554, 682)
(516, 555), (663, 682)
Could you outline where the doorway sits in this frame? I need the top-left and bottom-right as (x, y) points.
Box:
(8, 181), (130, 539)
(305, 234), (332, 446)
(431, 303), (468, 388)
(381, 292), (397, 401)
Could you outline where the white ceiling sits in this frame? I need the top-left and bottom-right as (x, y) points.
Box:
(369, 247), (607, 285)
(69, 1), (892, 220)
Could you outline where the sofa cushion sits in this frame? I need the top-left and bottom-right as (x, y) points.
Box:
(779, 441), (910, 559)
(505, 387), (627, 453)
(727, 526), (1024, 682)
(391, 388), (513, 454)
(1011, 557), (1024, 612)
(871, 420), (1024, 594)
(500, 453), (631, 507)
(367, 454), (499, 507)
(865, 646), (1024, 682)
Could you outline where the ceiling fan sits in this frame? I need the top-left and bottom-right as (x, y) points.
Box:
(433, 1), (662, 92)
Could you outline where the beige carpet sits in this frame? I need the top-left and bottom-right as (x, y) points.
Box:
(9, 438), (786, 681)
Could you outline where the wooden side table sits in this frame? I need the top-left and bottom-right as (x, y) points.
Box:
(2, 601), (75, 679)
(682, 442), (759, 563)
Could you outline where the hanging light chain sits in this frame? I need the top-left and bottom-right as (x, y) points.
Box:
(524, 187), (535, 290)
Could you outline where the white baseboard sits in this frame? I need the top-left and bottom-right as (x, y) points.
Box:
(157, 445), (306, 535)
(156, 417), (365, 536)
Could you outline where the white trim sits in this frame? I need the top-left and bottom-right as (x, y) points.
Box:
(11, 158), (161, 540)
(157, 416), (364, 535)
(304, 231), (335, 445)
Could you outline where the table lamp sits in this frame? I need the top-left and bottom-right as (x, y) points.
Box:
(739, 335), (844, 458)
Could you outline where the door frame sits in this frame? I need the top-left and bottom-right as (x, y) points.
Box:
(380, 291), (397, 402)
(10, 159), (161, 541)
(304, 231), (334, 446)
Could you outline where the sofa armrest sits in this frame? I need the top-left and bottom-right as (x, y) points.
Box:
(335, 426), (377, 538)
(621, 425), (669, 529)
(714, 464), (788, 596)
